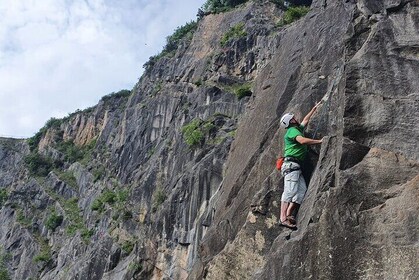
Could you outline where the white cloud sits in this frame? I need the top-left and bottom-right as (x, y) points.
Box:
(0, 0), (206, 137)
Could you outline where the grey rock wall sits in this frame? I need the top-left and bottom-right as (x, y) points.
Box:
(193, 0), (419, 279)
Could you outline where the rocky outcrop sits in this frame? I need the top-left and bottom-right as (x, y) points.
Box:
(0, 0), (418, 279)
(192, 0), (419, 279)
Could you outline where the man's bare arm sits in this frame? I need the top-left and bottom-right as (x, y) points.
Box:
(296, 136), (323, 145)
(301, 102), (321, 127)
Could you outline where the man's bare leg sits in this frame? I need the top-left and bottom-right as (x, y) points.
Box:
(280, 201), (289, 222)
(280, 201), (296, 228)
(286, 202), (299, 224)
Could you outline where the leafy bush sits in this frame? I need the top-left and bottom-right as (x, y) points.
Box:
(202, 122), (216, 133)
(0, 249), (11, 280)
(26, 140), (94, 177)
(16, 209), (32, 227)
(116, 190), (129, 202)
(181, 116), (223, 147)
(27, 131), (43, 152)
(79, 139), (97, 166)
(0, 190), (8, 208)
(33, 251), (50, 263)
(220, 22), (247, 47)
(152, 81), (163, 95)
(128, 261), (143, 273)
(143, 21), (198, 71)
(152, 188), (166, 212)
(101, 190), (117, 204)
(46, 210), (63, 231)
(235, 84), (252, 99)
(0, 265), (10, 280)
(277, 5), (310, 26)
(165, 21), (198, 54)
(33, 237), (51, 263)
(57, 171), (78, 189)
(93, 166), (106, 182)
(193, 79), (203, 87)
(202, 0), (249, 14)
(56, 140), (85, 163)
(92, 188), (128, 213)
(121, 240), (135, 254)
(24, 152), (55, 177)
(91, 199), (104, 212)
(27, 117), (63, 151)
(64, 198), (84, 236)
(45, 118), (62, 130)
(182, 119), (204, 146)
(142, 55), (159, 71)
(81, 228), (94, 241)
(101, 89), (131, 103)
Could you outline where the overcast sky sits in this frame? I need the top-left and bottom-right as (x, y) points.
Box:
(0, 0), (206, 138)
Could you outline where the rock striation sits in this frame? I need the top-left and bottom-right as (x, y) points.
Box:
(0, 0), (418, 279)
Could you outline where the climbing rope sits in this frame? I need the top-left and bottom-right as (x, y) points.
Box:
(312, 66), (343, 139)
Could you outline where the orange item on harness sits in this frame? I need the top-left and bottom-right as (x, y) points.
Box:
(276, 157), (284, 171)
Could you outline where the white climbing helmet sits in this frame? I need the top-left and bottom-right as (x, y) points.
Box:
(280, 113), (294, 128)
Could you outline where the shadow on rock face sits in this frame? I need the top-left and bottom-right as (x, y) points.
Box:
(339, 137), (370, 170)
(289, 0), (313, 6)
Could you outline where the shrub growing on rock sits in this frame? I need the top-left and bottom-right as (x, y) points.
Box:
(24, 152), (55, 177)
(277, 5), (310, 27)
(0, 190), (8, 208)
(143, 21), (198, 71)
(46, 210), (63, 231)
(101, 89), (131, 103)
(0, 249), (11, 280)
(91, 199), (104, 212)
(121, 240), (135, 254)
(182, 119), (204, 146)
(220, 22), (247, 47)
(33, 237), (51, 264)
(202, 0), (249, 13)
(235, 84), (252, 99)
(152, 188), (166, 212)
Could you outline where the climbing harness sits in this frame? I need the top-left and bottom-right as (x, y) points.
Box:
(282, 166), (300, 176)
(312, 66), (344, 139)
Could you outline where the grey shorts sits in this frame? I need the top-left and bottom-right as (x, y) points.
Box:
(281, 162), (307, 204)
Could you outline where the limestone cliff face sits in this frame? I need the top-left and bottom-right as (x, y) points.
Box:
(1, 1), (418, 280)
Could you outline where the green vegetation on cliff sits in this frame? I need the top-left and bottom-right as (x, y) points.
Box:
(24, 138), (96, 178)
(56, 140), (93, 164)
(181, 116), (227, 147)
(101, 89), (131, 102)
(91, 188), (129, 217)
(0, 190), (8, 208)
(144, 21), (198, 71)
(202, 0), (249, 14)
(233, 83), (252, 99)
(220, 22), (247, 47)
(33, 236), (51, 264)
(182, 119), (205, 146)
(62, 196), (93, 241)
(46, 210), (64, 231)
(277, 5), (310, 27)
(24, 152), (57, 177)
(121, 240), (135, 254)
(152, 188), (166, 212)
(0, 249), (11, 280)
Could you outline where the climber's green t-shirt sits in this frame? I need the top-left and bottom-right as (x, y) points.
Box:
(284, 125), (307, 161)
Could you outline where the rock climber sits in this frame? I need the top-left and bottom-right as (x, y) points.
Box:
(279, 103), (323, 229)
